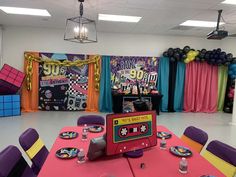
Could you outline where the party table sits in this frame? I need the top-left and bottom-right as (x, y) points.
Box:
(127, 126), (225, 177)
(38, 126), (134, 177)
(38, 126), (225, 177)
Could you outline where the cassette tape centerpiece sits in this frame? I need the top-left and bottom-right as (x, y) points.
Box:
(106, 111), (157, 156)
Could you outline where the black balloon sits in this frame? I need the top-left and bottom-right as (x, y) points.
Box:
(216, 60), (222, 65)
(182, 54), (187, 60)
(227, 102), (233, 107)
(163, 51), (168, 57)
(168, 48), (174, 57)
(183, 46), (190, 54)
(170, 57), (176, 62)
(205, 52), (210, 60)
(216, 48), (221, 54)
(214, 54), (219, 59)
(220, 52), (226, 60)
(174, 52), (180, 60)
(163, 47), (234, 66)
(199, 52), (205, 59)
(232, 58), (236, 64)
(224, 107), (231, 113)
(226, 53), (233, 61)
(195, 57), (200, 62)
(201, 49), (207, 54)
(224, 61), (230, 66)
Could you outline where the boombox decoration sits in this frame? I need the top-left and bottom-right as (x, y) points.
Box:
(38, 52), (89, 111)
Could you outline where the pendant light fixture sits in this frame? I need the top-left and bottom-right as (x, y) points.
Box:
(64, 0), (97, 43)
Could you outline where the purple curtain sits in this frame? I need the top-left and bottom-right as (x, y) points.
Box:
(184, 62), (218, 113)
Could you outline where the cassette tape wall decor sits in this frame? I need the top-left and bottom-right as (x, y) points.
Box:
(0, 95), (21, 117)
(0, 64), (25, 95)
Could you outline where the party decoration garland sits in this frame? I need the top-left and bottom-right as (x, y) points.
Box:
(163, 46), (236, 66)
(24, 53), (100, 91)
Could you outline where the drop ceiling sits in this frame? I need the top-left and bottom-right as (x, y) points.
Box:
(1, 0), (236, 37)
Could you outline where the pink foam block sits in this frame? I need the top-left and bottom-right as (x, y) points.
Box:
(0, 64), (25, 94)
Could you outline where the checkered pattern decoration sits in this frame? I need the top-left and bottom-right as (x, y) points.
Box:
(67, 73), (88, 96)
(0, 64), (25, 95)
(0, 95), (21, 117)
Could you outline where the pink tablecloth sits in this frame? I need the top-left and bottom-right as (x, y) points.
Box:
(38, 126), (134, 177)
(127, 125), (225, 177)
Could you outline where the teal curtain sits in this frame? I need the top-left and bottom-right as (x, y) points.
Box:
(157, 57), (169, 112)
(99, 56), (113, 112)
(174, 62), (186, 111)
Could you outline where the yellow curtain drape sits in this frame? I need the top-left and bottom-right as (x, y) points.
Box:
(85, 55), (100, 112)
(21, 52), (39, 112)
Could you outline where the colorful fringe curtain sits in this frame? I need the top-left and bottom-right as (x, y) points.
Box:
(99, 56), (113, 112)
(86, 55), (100, 112)
(174, 62), (186, 112)
(184, 62), (218, 113)
(157, 57), (169, 112)
(217, 66), (228, 111)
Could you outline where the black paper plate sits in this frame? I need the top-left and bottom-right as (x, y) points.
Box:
(56, 147), (79, 159)
(157, 131), (172, 139)
(169, 146), (192, 157)
(88, 125), (104, 133)
(59, 131), (78, 139)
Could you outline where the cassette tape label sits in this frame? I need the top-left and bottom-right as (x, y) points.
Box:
(113, 115), (152, 125)
(113, 115), (153, 143)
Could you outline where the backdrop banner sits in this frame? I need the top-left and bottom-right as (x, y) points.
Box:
(110, 56), (159, 92)
(38, 52), (89, 111)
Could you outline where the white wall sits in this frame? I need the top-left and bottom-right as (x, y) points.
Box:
(2, 26), (223, 71)
(222, 38), (236, 56)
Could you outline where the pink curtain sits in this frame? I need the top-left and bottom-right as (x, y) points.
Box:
(184, 62), (218, 113)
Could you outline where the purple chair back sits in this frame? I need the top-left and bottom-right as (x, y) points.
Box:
(206, 140), (236, 166)
(19, 128), (49, 175)
(0, 145), (36, 177)
(77, 115), (105, 126)
(183, 126), (208, 145)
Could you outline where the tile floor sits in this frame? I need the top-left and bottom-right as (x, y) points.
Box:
(0, 111), (235, 164)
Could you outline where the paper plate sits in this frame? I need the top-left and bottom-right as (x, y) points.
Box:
(59, 131), (78, 139)
(157, 131), (172, 139)
(88, 125), (104, 133)
(169, 146), (192, 157)
(56, 147), (79, 159)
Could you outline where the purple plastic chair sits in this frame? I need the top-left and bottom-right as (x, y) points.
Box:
(19, 128), (49, 175)
(206, 140), (236, 166)
(0, 145), (36, 177)
(203, 140), (236, 177)
(181, 126), (208, 153)
(77, 115), (105, 126)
